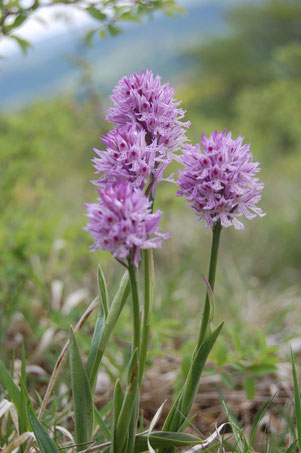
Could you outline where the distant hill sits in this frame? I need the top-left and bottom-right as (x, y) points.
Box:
(0, 1), (235, 110)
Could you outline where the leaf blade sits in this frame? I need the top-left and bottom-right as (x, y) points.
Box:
(0, 359), (21, 411)
(69, 328), (94, 451)
(27, 405), (60, 453)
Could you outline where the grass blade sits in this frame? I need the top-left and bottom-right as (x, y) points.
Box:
(69, 327), (94, 451)
(94, 405), (111, 441)
(27, 405), (60, 453)
(134, 431), (203, 451)
(222, 400), (250, 453)
(249, 396), (274, 447)
(0, 359), (21, 411)
(19, 344), (29, 438)
(291, 348), (301, 450)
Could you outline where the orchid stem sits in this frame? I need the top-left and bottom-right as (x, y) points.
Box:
(139, 249), (153, 384)
(197, 220), (222, 348)
(128, 262), (140, 353)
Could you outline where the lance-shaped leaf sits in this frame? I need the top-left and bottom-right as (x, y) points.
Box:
(97, 264), (109, 318)
(69, 328), (93, 451)
(109, 379), (124, 452)
(180, 323), (224, 420)
(183, 423), (228, 452)
(88, 271), (130, 389)
(161, 323), (223, 436)
(0, 359), (21, 411)
(113, 349), (139, 453)
(86, 265), (109, 384)
(291, 348), (301, 450)
(134, 432), (204, 451)
(27, 405), (60, 453)
(19, 344), (29, 435)
(94, 404), (111, 441)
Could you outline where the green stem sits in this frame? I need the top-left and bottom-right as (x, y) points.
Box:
(139, 249), (153, 384)
(127, 262), (141, 452)
(197, 221), (222, 348)
(128, 262), (140, 353)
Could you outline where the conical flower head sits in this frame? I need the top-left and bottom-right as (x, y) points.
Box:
(84, 182), (169, 266)
(92, 123), (170, 190)
(177, 129), (265, 229)
(107, 70), (190, 153)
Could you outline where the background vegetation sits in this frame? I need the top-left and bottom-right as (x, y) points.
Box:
(1, 0), (301, 449)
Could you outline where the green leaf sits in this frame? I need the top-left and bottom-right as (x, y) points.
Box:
(113, 349), (139, 453)
(181, 322), (223, 415)
(86, 6), (106, 21)
(86, 305), (105, 383)
(215, 338), (228, 367)
(113, 379), (124, 427)
(27, 405), (60, 453)
(139, 249), (154, 383)
(94, 405), (111, 441)
(86, 264), (111, 381)
(160, 323), (223, 444)
(6, 14), (27, 31)
(84, 28), (98, 47)
(134, 431), (203, 451)
(244, 374), (256, 400)
(19, 345), (29, 435)
(99, 29), (106, 39)
(250, 363), (277, 375)
(69, 328), (93, 451)
(222, 400), (250, 453)
(11, 35), (31, 54)
(285, 440), (298, 453)
(0, 359), (21, 410)
(109, 379), (124, 451)
(291, 348), (301, 450)
(88, 271), (130, 389)
(250, 397), (273, 447)
(221, 372), (234, 389)
(97, 264), (109, 318)
(118, 11), (140, 22)
(107, 24), (122, 36)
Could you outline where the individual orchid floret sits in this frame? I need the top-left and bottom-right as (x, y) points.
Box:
(177, 129), (265, 230)
(92, 123), (171, 190)
(107, 70), (190, 153)
(84, 182), (169, 267)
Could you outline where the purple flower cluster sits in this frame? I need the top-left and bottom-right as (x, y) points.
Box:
(177, 130), (265, 229)
(86, 70), (187, 265)
(84, 183), (169, 267)
(92, 123), (168, 190)
(92, 70), (190, 193)
(107, 70), (190, 153)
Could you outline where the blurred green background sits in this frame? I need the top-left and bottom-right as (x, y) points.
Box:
(1, 0), (301, 390)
